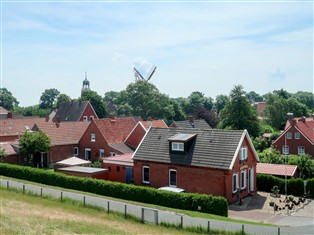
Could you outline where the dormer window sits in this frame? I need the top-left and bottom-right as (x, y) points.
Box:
(172, 142), (184, 151)
(168, 133), (197, 154)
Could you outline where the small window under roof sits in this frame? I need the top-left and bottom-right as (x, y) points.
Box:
(168, 133), (197, 142)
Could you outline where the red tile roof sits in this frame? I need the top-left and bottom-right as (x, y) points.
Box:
(94, 117), (136, 144)
(102, 153), (133, 163)
(0, 141), (19, 155)
(256, 163), (298, 177)
(0, 106), (9, 114)
(285, 117), (314, 143)
(0, 118), (48, 137)
(34, 121), (90, 145)
(140, 120), (168, 130)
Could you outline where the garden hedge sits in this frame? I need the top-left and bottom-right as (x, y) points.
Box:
(0, 163), (228, 216)
(257, 173), (314, 198)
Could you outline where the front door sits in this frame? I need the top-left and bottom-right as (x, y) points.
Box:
(85, 148), (91, 160)
(125, 167), (133, 184)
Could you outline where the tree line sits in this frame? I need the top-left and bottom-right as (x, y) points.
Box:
(1, 83), (313, 135)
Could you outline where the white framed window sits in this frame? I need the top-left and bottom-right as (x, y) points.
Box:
(73, 147), (79, 156)
(286, 132), (292, 139)
(241, 170), (247, 190)
(90, 116), (94, 121)
(99, 149), (105, 157)
(142, 166), (150, 184)
(240, 147), (248, 161)
(171, 142), (184, 151)
(232, 173), (239, 193)
(295, 132), (300, 140)
(83, 116), (88, 122)
(110, 152), (116, 156)
(282, 145), (289, 155)
(169, 169), (177, 187)
(298, 146), (305, 155)
(91, 133), (96, 142)
(85, 148), (91, 160)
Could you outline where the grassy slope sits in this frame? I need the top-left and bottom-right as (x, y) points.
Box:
(1, 188), (202, 235)
(1, 176), (272, 226)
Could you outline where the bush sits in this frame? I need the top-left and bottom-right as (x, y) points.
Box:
(0, 163), (228, 216)
(257, 173), (314, 197)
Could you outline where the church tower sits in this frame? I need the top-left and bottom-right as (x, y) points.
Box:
(82, 72), (90, 93)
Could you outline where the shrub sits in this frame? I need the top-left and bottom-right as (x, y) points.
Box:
(0, 163), (228, 216)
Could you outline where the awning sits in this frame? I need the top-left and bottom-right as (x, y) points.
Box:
(55, 156), (91, 166)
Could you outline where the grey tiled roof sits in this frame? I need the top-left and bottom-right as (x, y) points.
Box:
(109, 143), (134, 154)
(133, 127), (245, 170)
(171, 119), (211, 129)
(53, 101), (89, 122)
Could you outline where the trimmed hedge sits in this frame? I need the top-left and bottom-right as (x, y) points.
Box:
(0, 163), (228, 216)
(257, 173), (314, 198)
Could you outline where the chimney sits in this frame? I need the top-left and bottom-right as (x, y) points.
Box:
(45, 115), (50, 122)
(299, 116), (306, 123)
(287, 112), (294, 120)
(7, 112), (12, 119)
(187, 115), (194, 123)
(146, 116), (153, 121)
(56, 115), (60, 124)
(290, 119), (296, 126)
(109, 113), (116, 122)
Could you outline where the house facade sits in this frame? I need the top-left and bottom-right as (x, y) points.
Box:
(273, 116), (314, 158)
(32, 121), (90, 167)
(133, 127), (259, 203)
(53, 100), (98, 122)
(79, 117), (136, 161)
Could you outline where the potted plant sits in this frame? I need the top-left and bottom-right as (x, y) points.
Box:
(288, 195), (294, 201)
(269, 201), (275, 206)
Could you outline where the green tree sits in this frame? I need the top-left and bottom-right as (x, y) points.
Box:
(185, 91), (213, 114)
(19, 130), (51, 166)
(258, 147), (283, 164)
(0, 88), (19, 110)
(264, 95), (310, 130)
(124, 80), (173, 119)
(13, 105), (50, 117)
(0, 147), (7, 162)
(246, 91), (263, 102)
(39, 88), (60, 109)
(218, 85), (260, 137)
(56, 93), (71, 108)
(81, 90), (109, 118)
(193, 105), (219, 128)
(213, 94), (229, 114)
(297, 155), (314, 179)
(292, 91), (314, 112)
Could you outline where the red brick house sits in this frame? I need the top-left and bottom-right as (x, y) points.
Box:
(133, 127), (259, 203)
(102, 119), (167, 183)
(53, 100), (98, 122)
(0, 141), (20, 164)
(79, 117), (136, 161)
(125, 119), (168, 150)
(0, 117), (48, 142)
(32, 121), (90, 167)
(273, 116), (314, 158)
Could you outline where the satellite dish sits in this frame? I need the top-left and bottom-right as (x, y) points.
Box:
(133, 64), (157, 82)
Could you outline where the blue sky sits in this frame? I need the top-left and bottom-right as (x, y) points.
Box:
(1, 0), (313, 106)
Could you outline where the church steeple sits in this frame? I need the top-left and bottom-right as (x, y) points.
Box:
(82, 71), (90, 93)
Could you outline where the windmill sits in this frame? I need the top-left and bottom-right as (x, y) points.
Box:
(133, 64), (157, 82)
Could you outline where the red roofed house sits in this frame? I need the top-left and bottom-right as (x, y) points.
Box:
(0, 141), (20, 164)
(0, 117), (48, 142)
(256, 163), (299, 178)
(124, 118), (168, 150)
(79, 116), (136, 162)
(32, 121), (90, 167)
(102, 118), (168, 183)
(273, 115), (314, 158)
